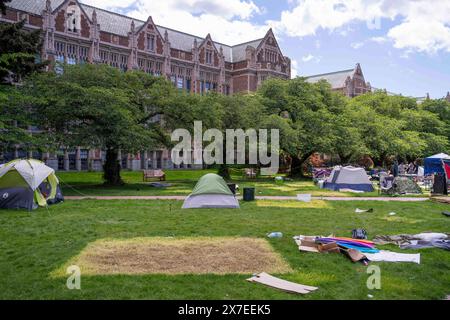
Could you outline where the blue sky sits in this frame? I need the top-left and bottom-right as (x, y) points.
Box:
(82, 0), (450, 99)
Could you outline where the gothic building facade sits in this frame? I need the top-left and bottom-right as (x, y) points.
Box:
(305, 63), (372, 98)
(1, 0), (291, 171)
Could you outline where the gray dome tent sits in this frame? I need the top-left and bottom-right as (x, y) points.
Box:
(323, 166), (374, 192)
(182, 173), (239, 209)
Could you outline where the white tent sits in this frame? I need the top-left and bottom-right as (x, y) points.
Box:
(323, 166), (374, 192)
(0, 159), (55, 190)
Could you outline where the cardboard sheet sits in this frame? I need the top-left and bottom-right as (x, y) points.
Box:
(247, 272), (318, 294)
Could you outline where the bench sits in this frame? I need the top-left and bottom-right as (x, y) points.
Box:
(244, 168), (257, 179)
(143, 169), (166, 182)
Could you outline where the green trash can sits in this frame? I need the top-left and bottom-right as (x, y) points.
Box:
(243, 187), (255, 201)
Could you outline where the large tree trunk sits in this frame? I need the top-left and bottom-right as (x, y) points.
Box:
(289, 152), (314, 178)
(103, 148), (123, 186)
(217, 142), (231, 180)
(217, 164), (230, 180)
(339, 153), (352, 165)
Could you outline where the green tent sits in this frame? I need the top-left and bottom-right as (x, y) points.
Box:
(388, 176), (422, 195)
(183, 173), (239, 209)
(191, 173), (234, 196)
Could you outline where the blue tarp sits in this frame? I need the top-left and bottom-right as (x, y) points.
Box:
(424, 153), (450, 175)
(323, 182), (374, 192)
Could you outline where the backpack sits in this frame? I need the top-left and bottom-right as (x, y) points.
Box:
(352, 229), (368, 240)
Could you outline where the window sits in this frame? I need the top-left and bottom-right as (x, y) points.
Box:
(110, 53), (119, 68)
(205, 50), (213, 64)
(79, 47), (89, 63)
(155, 61), (162, 75)
(138, 58), (144, 69)
(54, 41), (65, 74)
(100, 50), (109, 64)
(120, 55), (128, 71)
(186, 79), (191, 91)
(145, 60), (154, 74)
(147, 35), (155, 52)
(55, 41), (65, 63)
(66, 44), (77, 65)
(265, 50), (277, 63)
(66, 5), (81, 33)
(177, 78), (183, 89)
(19, 13), (28, 23)
(67, 12), (76, 32)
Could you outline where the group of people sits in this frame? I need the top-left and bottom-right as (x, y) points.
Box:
(391, 160), (419, 177)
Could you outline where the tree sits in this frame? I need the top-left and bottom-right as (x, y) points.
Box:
(0, 0), (11, 15)
(348, 92), (448, 164)
(258, 78), (344, 177)
(0, 85), (33, 155)
(0, 20), (47, 83)
(422, 98), (450, 149)
(0, 14), (47, 157)
(21, 64), (182, 185)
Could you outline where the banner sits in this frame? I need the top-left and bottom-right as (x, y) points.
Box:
(443, 159), (450, 180)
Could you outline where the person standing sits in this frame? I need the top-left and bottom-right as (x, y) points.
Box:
(392, 159), (399, 177)
(399, 162), (405, 175)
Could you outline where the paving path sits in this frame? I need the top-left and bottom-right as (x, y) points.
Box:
(65, 195), (430, 202)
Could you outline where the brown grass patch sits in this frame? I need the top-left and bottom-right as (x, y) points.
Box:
(65, 237), (292, 275)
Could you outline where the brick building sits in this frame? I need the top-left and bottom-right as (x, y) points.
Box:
(305, 63), (371, 98)
(1, 0), (291, 171)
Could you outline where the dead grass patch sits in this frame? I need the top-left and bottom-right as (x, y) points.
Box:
(63, 237), (292, 275)
(256, 200), (331, 209)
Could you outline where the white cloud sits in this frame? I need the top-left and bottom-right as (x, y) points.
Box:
(291, 59), (299, 78)
(301, 54), (314, 62)
(351, 42), (364, 49)
(82, 0), (450, 54)
(82, 0), (268, 45)
(370, 36), (388, 44)
(269, 0), (382, 38)
(301, 54), (321, 63)
(388, 20), (450, 54)
(270, 0), (450, 54)
(400, 49), (414, 59)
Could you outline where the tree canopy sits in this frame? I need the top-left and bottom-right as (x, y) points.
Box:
(0, 11), (47, 156)
(0, 20), (47, 84)
(0, 0), (11, 15)
(20, 64), (198, 184)
(1, 62), (448, 182)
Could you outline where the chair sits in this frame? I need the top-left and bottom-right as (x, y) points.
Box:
(379, 173), (394, 194)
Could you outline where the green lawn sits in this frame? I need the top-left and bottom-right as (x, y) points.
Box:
(58, 169), (423, 198)
(0, 199), (449, 299)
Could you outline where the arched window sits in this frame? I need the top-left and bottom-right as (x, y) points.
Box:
(66, 5), (81, 33)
